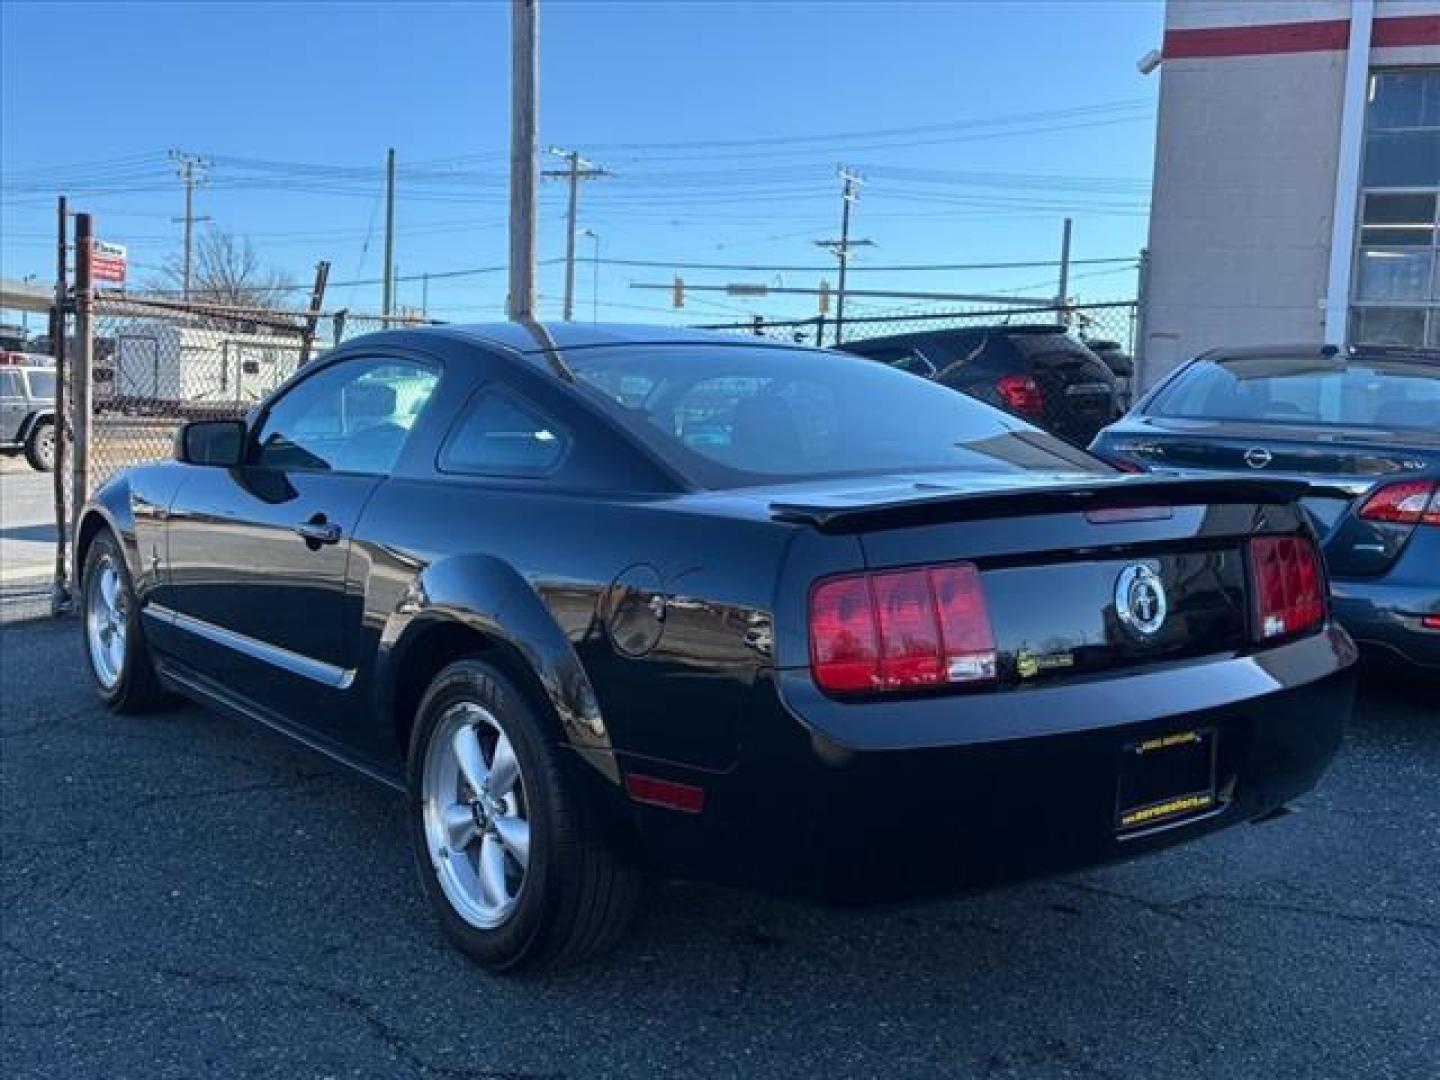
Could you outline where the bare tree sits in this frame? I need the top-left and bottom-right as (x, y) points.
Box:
(157, 229), (296, 310)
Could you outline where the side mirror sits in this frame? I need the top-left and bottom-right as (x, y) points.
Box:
(175, 419), (247, 467)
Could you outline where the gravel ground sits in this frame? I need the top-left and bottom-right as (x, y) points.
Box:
(1, 616), (1436, 1079)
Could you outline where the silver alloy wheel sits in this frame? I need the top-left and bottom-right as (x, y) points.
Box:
(85, 554), (128, 690)
(422, 701), (531, 929)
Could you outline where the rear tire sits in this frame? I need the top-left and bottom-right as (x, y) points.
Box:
(407, 658), (641, 972)
(81, 530), (166, 713)
(24, 419), (54, 472)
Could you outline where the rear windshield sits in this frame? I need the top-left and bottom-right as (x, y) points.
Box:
(565, 344), (1107, 487)
(1151, 354), (1440, 431)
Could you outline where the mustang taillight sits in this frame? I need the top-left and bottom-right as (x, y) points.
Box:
(809, 563), (996, 694)
(1357, 480), (1440, 526)
(1247, 536), (1325, 642)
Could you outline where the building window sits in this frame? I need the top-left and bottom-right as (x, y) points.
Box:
(1352, 70), (1440, 347)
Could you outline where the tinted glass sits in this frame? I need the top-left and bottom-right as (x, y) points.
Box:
(440, 390), (568, 475)
(254, 357), (439, 473)
(1151, 354), (1440, 431)
(25, 370), (55, 400)
(568, 344), (1106, 487)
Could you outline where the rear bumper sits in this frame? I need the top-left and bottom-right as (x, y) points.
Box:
(1331, 577), (1440, 670)
(628, 628), (1358, 903)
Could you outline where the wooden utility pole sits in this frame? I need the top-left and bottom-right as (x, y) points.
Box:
(382, 148), (396, 321)
(508, 0), (539, 320)
(544, 148), (609, 321)
(814, 168), (872, 346)
(169, 151), (211, 302)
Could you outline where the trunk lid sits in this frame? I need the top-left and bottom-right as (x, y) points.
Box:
(770, 471), (1310, 687)
(1096, 416), (1440, 555)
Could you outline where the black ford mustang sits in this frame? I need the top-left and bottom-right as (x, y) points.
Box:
(77, 323), (1357, 971)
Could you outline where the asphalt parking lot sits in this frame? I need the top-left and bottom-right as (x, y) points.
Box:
(0, 617), (1435, 1079)
(0, 460), (56, 582)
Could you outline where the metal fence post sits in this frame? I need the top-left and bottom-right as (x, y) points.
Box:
(50, 196), (72, 614)
(298, 260), (330, 366)
(71, 214), (94, 562)
(1132, 247), (1152, 394)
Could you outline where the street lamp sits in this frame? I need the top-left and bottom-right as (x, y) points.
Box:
(581, 229), (600, 322)
(21, 274), (37, 334)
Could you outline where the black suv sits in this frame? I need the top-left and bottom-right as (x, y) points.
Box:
(0, 362), (57, 471)
(839, 324), (1120, 445)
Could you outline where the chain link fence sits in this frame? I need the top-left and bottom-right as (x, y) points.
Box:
(84, 294), (423, 491)
(0, 293), (429, 624)
(694, 298), (1138, 354)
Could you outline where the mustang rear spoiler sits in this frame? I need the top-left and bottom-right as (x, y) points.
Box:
(770, 475), (1312, 533)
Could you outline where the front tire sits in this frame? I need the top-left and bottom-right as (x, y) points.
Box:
(81, 530), (165, 713)
(24, 418), (54, 472)
(407, 659), (640, 972)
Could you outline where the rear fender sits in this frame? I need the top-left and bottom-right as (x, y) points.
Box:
(374, 553), (617, 780)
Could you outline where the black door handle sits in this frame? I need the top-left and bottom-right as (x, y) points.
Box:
(294, 517), (341, 547)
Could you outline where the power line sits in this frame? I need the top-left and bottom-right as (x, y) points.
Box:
(588, 255), (1136, 273)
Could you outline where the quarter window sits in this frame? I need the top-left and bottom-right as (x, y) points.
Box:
(252, 357), (439, 474)
(439, 390), (568, 475)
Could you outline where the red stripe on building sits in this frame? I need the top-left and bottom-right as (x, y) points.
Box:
(1372, 14), (1440, 49)
(1164, 14), (1440, 60)
(1163, 18), (1350, 59)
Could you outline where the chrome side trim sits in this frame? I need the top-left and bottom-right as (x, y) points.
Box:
(143, 604), (356, 690)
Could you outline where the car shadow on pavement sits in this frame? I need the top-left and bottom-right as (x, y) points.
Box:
(2, 617), (1437, 1079)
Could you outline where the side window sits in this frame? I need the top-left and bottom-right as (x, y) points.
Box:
(439, 389), (568, 476)
(0, 371), (22, 399)
(25, 370), (56, 401)
(253, 357), (439, 474)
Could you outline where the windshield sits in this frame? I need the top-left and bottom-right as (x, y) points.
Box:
(566, 344), (1108, 488)
(1151, 354), (1440, 431)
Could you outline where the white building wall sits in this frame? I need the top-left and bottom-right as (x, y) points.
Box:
(1143, 0), (1440, 385)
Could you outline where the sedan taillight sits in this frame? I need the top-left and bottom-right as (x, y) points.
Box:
(995, 374), (1044, 418)
(809, 564), (997, 694)
(1248, 536), (1326, 642)
(1357, 479), (1440, 526)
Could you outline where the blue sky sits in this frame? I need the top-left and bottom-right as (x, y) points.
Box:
(1, 1), (1164, 325)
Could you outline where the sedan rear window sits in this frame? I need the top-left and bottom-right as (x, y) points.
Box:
(566, 344), (1106, 487)
(1151, 354), (1440, 431)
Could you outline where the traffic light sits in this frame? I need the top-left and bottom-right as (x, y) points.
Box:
(672, 276), (685, 309)
(818, 279), (831, 315)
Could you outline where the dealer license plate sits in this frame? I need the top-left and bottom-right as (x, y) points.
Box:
(1116, 728), (1218, 834)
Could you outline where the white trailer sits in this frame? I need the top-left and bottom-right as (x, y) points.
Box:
(106, 323), (311, 409)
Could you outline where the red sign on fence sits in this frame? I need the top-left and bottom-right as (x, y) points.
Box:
(91, 240), (127, 285)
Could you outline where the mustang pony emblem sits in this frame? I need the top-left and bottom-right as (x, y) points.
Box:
(1115, 564), (1168, 639)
